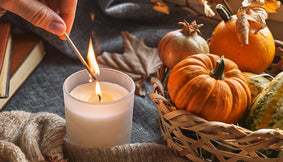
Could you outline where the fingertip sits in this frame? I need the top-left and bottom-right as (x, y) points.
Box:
(48, 21), (66, 36)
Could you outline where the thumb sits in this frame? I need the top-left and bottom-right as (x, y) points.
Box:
(7, 0), (66, 36)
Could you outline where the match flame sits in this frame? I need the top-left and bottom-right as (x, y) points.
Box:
(87, 37), (100, 77)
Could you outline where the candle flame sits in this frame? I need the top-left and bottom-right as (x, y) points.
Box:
(95, 80), (102, 103)
(87, 37), (100, 77)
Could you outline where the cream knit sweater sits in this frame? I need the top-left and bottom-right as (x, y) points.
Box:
(0, 111), (189, 162)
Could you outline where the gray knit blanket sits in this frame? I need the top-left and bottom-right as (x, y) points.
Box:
(0, 111), (188, 162)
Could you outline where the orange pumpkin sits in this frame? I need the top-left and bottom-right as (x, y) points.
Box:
(167, 54), (251, 123)
(209, 6), (275, 74)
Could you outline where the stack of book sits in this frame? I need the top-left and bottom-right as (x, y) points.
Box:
(0, 23), (46, 110)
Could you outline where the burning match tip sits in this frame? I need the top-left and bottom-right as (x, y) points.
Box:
(91, 75), (98, 82)
(64, 32), (98, 82)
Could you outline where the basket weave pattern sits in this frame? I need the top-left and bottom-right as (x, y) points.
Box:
(150, 42), (283, 162)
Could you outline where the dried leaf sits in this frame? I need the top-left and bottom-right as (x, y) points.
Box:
(262, 1), (281, 13)
(204, 1), (215, 17)
(245, 7), (268, 33)
(199, 0), (215, 17)
(151, 0), (169, 14)
(242, 0), (265, 7)
(259, 26), (269, 36)
(242, 0), (281, 13)
(97, 32), (162, 96)
(236, 0), (279, 44)
(236, 11), (250, 45)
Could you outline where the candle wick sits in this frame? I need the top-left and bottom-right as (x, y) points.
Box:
(98, 94), (102, 103)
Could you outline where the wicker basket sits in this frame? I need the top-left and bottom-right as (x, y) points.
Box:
(150, 41), (283, 162)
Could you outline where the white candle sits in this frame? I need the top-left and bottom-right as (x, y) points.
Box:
(70, 82), (129, 103)
(63, 69), (135, 148)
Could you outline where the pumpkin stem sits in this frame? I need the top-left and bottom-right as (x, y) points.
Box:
(210, 56), (225, 80)
(178, 20), (203, 36)
(216, 4), (232, 22)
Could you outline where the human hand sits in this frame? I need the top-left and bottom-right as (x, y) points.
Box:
(0, 0), (77, 39)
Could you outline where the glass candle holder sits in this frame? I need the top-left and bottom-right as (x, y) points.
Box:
(63, 68), (135, 147)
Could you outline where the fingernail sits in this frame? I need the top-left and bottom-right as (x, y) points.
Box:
(48, 21), (66, 36)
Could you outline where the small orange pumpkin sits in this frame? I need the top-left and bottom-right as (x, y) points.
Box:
(167, 54), (251, 123)
(209, 5), (275, 74)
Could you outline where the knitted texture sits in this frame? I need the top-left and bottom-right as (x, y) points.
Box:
(0, 111), (188, 162)
(64, 142), (189, 162)
(0, 111), (66, 162)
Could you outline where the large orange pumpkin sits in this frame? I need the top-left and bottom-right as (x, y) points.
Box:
(167, 54), (251, 123)
(209, 7), (275, 74)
